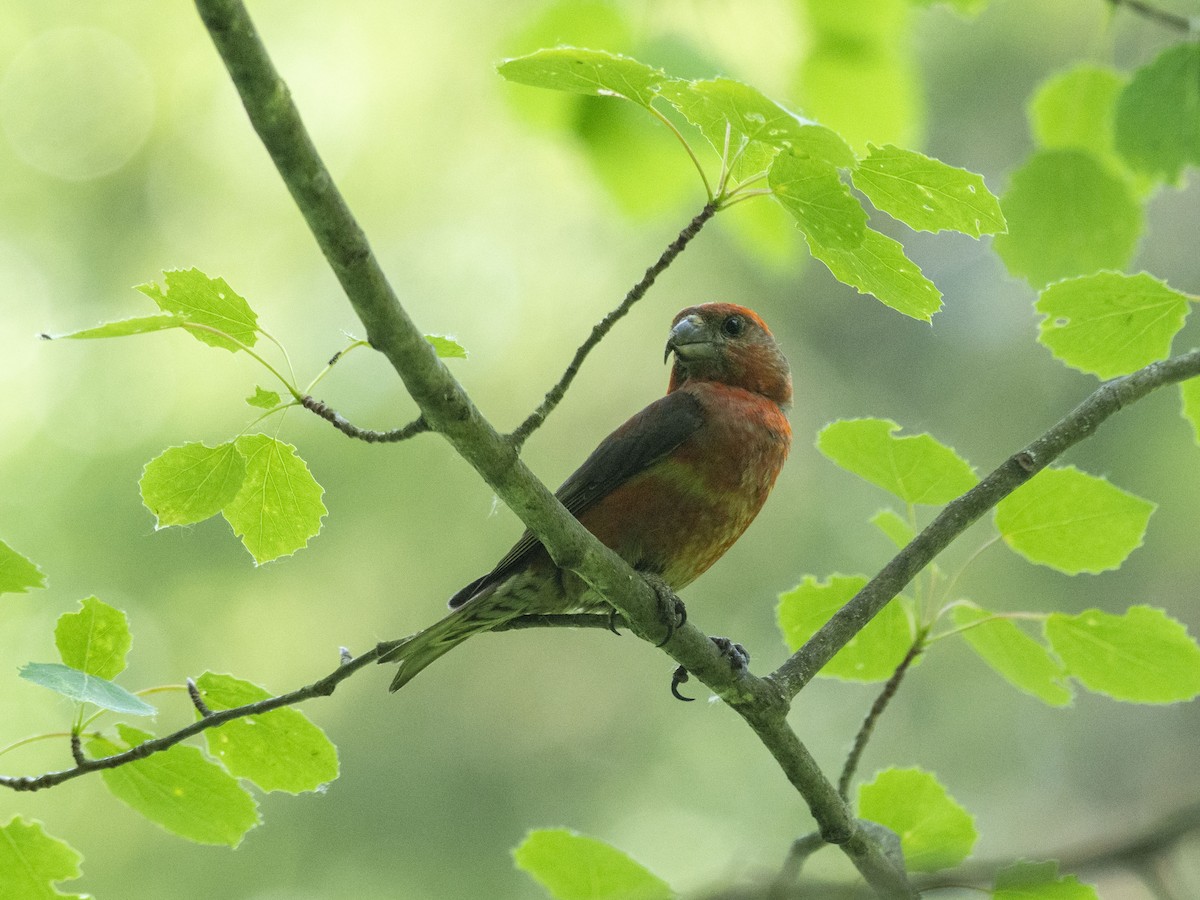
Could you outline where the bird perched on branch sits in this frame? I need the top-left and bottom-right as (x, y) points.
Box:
(382, 302), (792, 691)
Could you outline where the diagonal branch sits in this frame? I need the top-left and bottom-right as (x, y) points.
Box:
(508, 201), (717, 448)
(1106, 0), (1196, 33)
(769, 349), (1200, 700)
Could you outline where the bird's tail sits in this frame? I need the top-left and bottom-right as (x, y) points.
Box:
(380, 603), (511, 692)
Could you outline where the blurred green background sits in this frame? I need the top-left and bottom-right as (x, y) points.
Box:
(2, 0), (1199, 897)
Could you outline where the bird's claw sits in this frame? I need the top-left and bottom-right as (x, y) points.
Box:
(669, 637), (750, 702)
(670, 665), (694, 702)
(607, 607), (623, 636)
(640, 573), (687, 647)
(710, 636), (750, 671)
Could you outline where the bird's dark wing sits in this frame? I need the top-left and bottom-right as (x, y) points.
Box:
(447, 390), (706, 608)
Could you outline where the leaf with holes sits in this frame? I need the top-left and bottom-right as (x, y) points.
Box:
(135, 268), (258, 351)
(1036, 272), (1191, 378)
(852, 144), (1004, 237)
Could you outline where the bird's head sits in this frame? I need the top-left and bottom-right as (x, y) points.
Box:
(665, 303), (792, 407)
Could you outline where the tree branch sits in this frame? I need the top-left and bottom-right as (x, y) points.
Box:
(1, 643), (394, 792)
(507, 201), (718, 449)
(300, 394), (429, 443)
(1106, 0), (1197, 33)
(769, 349), (1200, 700)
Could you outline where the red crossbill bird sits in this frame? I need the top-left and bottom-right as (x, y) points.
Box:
(383, 302), (791, 691)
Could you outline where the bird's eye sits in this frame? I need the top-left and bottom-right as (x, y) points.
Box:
(721, 314), (745, 338)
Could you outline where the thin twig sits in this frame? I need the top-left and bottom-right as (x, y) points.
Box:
(507, 200), (718, 448)
(837, 641), (924, 802)
(770, 349), (1200, 701)
(0, 643), (393, 792)
(301, 395), (429, 443)
(1106, 0), (1196, 32)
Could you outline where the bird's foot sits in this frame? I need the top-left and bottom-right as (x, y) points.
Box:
(641, 573), (687, 648)
(710, 636), (750, 671)
(669, 636), (750, 702)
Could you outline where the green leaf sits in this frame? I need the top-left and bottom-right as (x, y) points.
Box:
(135, 268), (258, 351)
(1036, 272), (1191, 378)
(140, 441), (247, 528)
(1046, 606), (1200, 703)
(657, 78), (855, 171)
(0, 817), (85, 900)
(245, 386), (282, 409)
(768, 152), (867, 249)
(222, 435), (327, 565)
(795, 0), (922, 152)
(194, 672), (339, 794)
(994, 861), (1098, 899)
(851, 144), (1005, 237)
(0, 540), (45, 596)
(994, 149), (1143, 289)
(994, 466), (1154, 575)
(777, 575), (914, 682)
(870, 508), (914, 548)
(90, 724), (260, 847)
(1181, 377), (1200, 445)
(804, 226), (942, 321)
(1030, 64), (1145, 190)
(19, 662), (155, 716)
(513, 829), (674, 900)
(424, 333), (468, 359)
(952, 606), (1072, 707)
(44, 313), (184, 341)
(1115, 43), (1200, 183)
(497, 48), (666, 108)
(857, 767), (977, 872)
(55, 596), (131, 680)
(817, 418), (977, 504)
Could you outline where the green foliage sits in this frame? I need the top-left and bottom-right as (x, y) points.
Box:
(425, 333), (468, 359)
(993, 860), (1099, 899)
(513, 829), (674, 900)
(135, 268), (259, 352)
(141, 441), (247, 528)
(994, 149), (1143, 288)
(994, 466), (1154, 575)
(222, 435), (327, 565)
(497, 46), (1002, 321)
(816, 418), (977, 505)
(777, 575), (915, 681)
(54, 596), (131, 680)
(799, 223), (943, 321)
(1045, 606), (1200, 704)
(768, 152), (867, 249)
(1114, 43), (1200, 183)
(90, 724), (260, 846)
(1030, 64), (1146, 192)
(1182, 377), (1200, 445)
(857, 767), (976, 872)
(497, 48), (665, 108)
(194, 672), (339, 794)
(0, 539), (45, 596)
(245, 386), (282, 409)
(796, 0), (922, 151)
(851, 144), (1005, 237)
(19, 662), (155, 716)
(1036, 272), (1191, 378)
(0, 817), (84, 900)
(140, 436), (325, 564)
(49, 313), (183, 341)
(952, 606), (1072, 707)
(870, 508), (915, 548)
